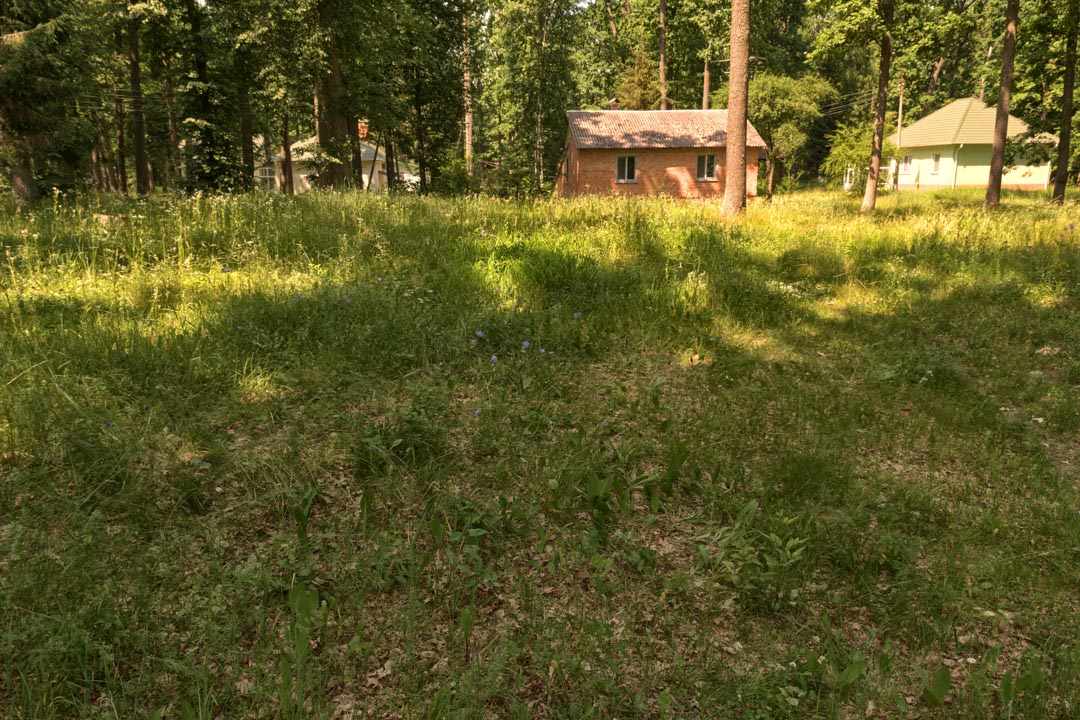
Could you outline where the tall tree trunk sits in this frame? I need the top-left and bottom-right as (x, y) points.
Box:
(162, 56), (181, 182)
(10, 152), (39, 205)
(723, 0), (750, 216)
(985, 0), (1019, 210)
(1054, 0), (1078, 204)
(414, 76), (428, 193)
(314, 0), (350, 188)
(659, 0), (668, 109)
(239, 86), (255, 189)
(702, 57), (710, 109)
(347, 117), (365, 178)
(128, 9), (149, 196)
(114, 27), (128, 194)
(463, 12), (474, 174)
(93, 114), (117, 190)
(280, 113), (294, 195)
(385, 137), (397, 190)
(766, 154), (777, 198)
(182, 0), (209, 84)
(861, 0), (894, 213)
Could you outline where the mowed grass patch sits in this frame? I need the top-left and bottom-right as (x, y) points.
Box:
(1, 189), (1078, 718)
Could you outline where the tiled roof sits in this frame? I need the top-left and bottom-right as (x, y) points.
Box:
(890, 97), (1057, 148)
(567, 110), (767, 150)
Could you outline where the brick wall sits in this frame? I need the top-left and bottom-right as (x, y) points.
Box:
(559, 146), (759, 198)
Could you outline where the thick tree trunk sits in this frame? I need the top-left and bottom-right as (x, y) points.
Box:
(766, 154), (777, 198)
(91, 148), (106, 189)
(723, 0), (750, 216)
(128, 11), (149, 195)
(280, 113), (294, 195)
(182, 0), (209, 84)
(702, 57), (710, 109)
(861, 0), (893, 213)
(385, 138), (397, 190)
(313, 0), (350, 188)
(985, 0), (1019, 210)
(1053, 0), (1077, 204)
(347, 117), (364, 179)
(11, 154), (39, 205)
(659, 0), (668, 109)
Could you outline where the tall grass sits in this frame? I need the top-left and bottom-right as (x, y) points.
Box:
(2, 189), (1078, 718)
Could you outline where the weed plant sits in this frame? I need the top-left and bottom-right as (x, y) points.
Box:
(1, 189), (1078, 717)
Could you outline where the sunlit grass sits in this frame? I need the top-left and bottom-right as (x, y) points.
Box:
(1, 188), (1078, 718)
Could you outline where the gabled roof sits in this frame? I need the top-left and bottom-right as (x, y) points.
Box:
(890, 97), (1056, 148)
(567, 110), (767, 150)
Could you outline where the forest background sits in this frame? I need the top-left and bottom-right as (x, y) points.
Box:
(1, 0), (1078, 201)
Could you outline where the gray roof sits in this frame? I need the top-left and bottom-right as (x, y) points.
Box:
(567, 109), (767, 150)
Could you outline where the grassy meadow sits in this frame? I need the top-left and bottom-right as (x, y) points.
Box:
(1, 189), (1079, 718)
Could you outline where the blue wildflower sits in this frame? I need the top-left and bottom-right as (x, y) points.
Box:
(343, 294), (351, 303)
(470, 338), (478, 346)
(522, 340), (530, 350)
(476, 330), (485, 338)
(491, 355), (498, 363)
(573, 312), (583, 319)
(474, 409), (481, 416)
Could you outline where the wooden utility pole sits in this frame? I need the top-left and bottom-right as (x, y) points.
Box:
(702, 56), (710, 109)
(986, 0), (1019, 210)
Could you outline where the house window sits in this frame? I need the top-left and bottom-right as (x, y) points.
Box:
(931, 154), (941, 174)
(696, 154), (717, 181)
(900, 156), (912, 174)
(616, 155), (637, 183)
(255, 166), (277, 190)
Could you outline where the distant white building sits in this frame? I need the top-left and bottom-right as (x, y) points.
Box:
(888, 98), (1056, 191)
(255, 136), (388, 193)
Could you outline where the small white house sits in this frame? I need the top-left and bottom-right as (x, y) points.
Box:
(888, 98), (1056, 191)
(255, 136), (388, 193)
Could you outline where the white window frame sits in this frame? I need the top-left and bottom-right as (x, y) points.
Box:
(900, 156), (912, 174)
(696, 154), (717, 181)
(616, 155), (637, 183)
(931, 153), (941, 175)
(254, 166), (277, 189)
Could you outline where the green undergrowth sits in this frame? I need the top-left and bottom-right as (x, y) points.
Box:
(1, 189), (1079, 718)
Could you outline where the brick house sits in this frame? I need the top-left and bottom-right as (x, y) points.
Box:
(557, 110), (766, 198)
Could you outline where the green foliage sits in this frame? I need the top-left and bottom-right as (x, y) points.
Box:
(821, 120), (898, 186)
(749, 73), (836, 188)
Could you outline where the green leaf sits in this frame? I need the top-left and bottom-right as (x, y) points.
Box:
(836, 653), (867, 691)
(921, 665), (952, 707)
